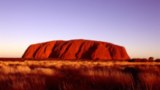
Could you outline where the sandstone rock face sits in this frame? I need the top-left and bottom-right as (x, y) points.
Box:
(22, 39), (130, 60)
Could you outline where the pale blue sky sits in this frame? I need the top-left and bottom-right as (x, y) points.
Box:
(0, 0), (160, 58)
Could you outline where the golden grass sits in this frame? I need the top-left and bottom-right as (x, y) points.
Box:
(0, 60), (160, 90)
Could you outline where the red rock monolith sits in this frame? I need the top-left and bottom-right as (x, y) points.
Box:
(22, 39), (130, 60)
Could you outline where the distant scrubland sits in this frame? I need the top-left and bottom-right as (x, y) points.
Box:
(0, 60), (160, 90)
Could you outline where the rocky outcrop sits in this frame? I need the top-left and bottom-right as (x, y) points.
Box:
(22, 39), (130, 60)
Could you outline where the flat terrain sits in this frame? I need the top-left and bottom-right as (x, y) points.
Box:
(0, 60), (160, 90)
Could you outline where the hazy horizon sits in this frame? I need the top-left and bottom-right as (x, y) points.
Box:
(0, 0), (160, 58)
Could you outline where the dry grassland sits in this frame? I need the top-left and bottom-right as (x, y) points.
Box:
(0, 60), (160, 90)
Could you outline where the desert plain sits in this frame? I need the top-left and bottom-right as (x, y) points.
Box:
(0, 59), (160, 90)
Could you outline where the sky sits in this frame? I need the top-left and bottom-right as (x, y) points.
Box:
(0, 0), (160, 58)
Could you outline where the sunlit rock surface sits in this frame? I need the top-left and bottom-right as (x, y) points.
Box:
(22, 39), (130, 60)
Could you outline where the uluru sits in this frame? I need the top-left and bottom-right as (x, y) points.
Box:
(22, 39), (130, 60)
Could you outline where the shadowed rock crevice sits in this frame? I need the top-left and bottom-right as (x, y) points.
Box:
(75, 41), (85, 59)
(81, 42), (98, 60)
(32, 44), (43, 58)
(60, 42), (73, 59)
(22, 39), (130, 60)
(49, 41), (63, 58)
(34, 44), (45, 58)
